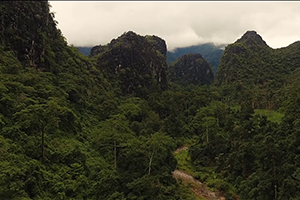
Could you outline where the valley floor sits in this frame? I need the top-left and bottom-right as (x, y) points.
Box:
(173, 169), (225, 200)
(173, 147), (226, 200)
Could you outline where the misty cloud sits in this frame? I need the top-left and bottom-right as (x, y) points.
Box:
(49, 1), (300, 51)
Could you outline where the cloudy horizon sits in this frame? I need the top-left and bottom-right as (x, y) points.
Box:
(49, 1), (300, 51)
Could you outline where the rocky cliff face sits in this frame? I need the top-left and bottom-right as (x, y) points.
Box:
(168, 53), (214, 86)
(236, 30), (268, 47)
(91, 31), (168, 96)
(0, 1), (66, 71)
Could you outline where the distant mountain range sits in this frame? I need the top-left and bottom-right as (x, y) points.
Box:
(76, 43), (225, 75)
(76, 31), (300, 110)
(77, 47), (92, 57)
(167, 43), (226, 74)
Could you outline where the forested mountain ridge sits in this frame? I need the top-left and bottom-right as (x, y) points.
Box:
(216, 30), (300, 109)
(0, 2), (189, 199)
(0, 1), (68, 72)
(77, 43), (225, 75)
(216, 31), (272, 87)
(90, 31), (168, 97)
(168, 53), (214, 86)
(2, 1), (300, 200)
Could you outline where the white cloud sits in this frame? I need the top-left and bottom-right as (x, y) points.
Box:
(49, 1), (300, 50)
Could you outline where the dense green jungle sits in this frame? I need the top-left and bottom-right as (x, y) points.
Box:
(1, 1), (300, 200)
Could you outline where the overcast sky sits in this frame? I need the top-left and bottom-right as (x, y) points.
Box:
(49, 1), (300, 51)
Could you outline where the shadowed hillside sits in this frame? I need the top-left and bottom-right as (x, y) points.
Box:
(216, 30), (300, 109)
(168, 53), (214, 86)
(167, 43), (225, 74)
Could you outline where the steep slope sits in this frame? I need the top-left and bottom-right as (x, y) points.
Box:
(0, 2), (191, 200)
(275, 48), (300, 109)
(0, 1), (68, 72)
(90, 31), (168, 97)
(167, 43), (225, 74)
(0, 2), (119, 199)
(216, 31), (272, 86)
(168, 53), (214, 86)
(215, 30), (300, 109)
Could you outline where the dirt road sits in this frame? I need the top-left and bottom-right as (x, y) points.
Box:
(173, 146), (225, 200)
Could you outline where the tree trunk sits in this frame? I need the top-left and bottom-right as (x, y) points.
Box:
(206, 124), (209, 143)
(41, 125), (45, 164)
(273, 154), (278, 200)
(114, 141), (117, 169)
(148, 151), (155, 175)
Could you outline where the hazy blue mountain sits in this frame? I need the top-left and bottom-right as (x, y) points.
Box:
(167, 43), (226, 74)
(76, 46), (92, 56)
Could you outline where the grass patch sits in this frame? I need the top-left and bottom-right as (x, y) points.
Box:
(177, 181), (206, 200)
(174, 149), (195, 175)
(174, 149), (207, 199)
(174, 148), (239, 199)
(254, 109), (284, 124)
(193, 167), (238, 199)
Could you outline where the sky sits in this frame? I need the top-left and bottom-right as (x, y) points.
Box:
(49, 1), (300, 51)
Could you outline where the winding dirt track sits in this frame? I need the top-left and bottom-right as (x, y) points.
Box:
(173, 147), (225, 200)
(172, 170), (225, 200)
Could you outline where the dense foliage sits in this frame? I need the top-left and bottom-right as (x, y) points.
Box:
(1, 2), (300, 200)
(0, 2), (181, 199)
(216, 31), (300, 109)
